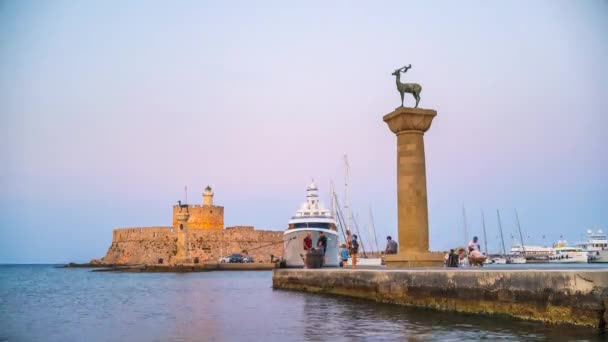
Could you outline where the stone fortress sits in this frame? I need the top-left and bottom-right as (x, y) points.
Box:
(100, 186), (283, 265)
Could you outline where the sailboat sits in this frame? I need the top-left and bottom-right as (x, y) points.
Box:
(506, 210), (527, 264)
(337, 155), (382, 266)
(481, 210), (493, 264)
(492, 210), (507, 264)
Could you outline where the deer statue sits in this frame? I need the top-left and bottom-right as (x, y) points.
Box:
(392, 64), (422, 108)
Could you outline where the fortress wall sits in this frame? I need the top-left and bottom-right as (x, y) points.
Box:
(189, 228), (283, 263)
(112, 227), (174, 242)
(172, 205), (224, 230)
(104, 227), (176, 264)
(101, 226), (283, 265)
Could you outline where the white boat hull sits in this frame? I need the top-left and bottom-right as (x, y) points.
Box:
(548, 252), (588, 263)
(283, 228), (339, 267)
(491, 257), (507, 264)
(344, 258), (382, 266)
(507, 256), (527, 264)
(587, 250), (608, 263)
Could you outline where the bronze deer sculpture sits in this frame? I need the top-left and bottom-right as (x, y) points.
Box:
(392, 65), (422, 108)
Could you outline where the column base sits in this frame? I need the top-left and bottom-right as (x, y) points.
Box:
(384, 251), (445, 268)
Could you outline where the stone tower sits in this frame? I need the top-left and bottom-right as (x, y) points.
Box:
(383, 107), (445, 267)
(203, 185), (214, 206)
(172, 184), (224, 230)
(173, 208), (192, 264)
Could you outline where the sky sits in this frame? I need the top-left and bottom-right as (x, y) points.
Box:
(1, 0), (607, 263)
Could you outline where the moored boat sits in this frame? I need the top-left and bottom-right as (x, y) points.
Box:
(283, 181), (339, 267)
(548, 246), (588, 263)
(576, 229), (608, 263)
(507, 253), (527, 264)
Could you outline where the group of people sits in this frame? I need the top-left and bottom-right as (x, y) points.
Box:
(445, 236), (488, 267)
(303, 232), (399, 269)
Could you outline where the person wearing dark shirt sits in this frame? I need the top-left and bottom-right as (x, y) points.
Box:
(317, 231), (328, 255)
(303, 232), (313, 252)
(385, 236), (398, 254)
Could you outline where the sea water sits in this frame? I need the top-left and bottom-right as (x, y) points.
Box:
(0, 264), (606, 341)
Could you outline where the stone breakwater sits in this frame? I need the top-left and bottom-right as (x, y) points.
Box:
(272, 268), (608, 329)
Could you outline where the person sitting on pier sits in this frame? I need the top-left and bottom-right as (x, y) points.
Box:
(384, 236), (398, 255)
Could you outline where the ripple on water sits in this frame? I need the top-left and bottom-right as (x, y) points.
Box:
(0, 265), (606, 341)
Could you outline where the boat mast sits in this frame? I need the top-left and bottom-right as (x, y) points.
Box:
(481, 209), (489, 254)
(462, 206), (469, 247)
(515, 209), (526, 256)
(369, 207), (380, 254)
(344, 155), (351, 234)
(496, 209), (507, 256)
(330, 181), (337, 221)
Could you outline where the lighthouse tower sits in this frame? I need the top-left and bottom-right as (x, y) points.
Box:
(203, 185), (214, 206)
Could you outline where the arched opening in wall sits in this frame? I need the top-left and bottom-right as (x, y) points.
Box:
(193, 257), (200, 264)
(180, 224), (183, 230)
(153, 232), (157, 238)
(158, 258), (164, 264)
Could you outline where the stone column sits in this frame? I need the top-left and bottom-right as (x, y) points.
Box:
(383, 107), (444, 267)
(174, 210), (192, 264)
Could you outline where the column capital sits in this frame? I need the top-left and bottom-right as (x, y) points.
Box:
(176, 211), (190, 222)
(383, 107), (437, 134)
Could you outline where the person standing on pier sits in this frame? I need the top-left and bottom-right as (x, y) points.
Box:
(303, 232), (313, 252)
(349, 234), (359, 269)
(468, 236), (480, 252)
(317, 231), (327, 255)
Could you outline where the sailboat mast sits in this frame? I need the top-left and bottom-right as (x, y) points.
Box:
(515, 209), (526, 255)
(481, 209), (488, 254)
(369, 207), (380, 253)
(462, 206), (469, 247)
(496, 209), (507, 256)
(330, 181), (337, 221)
(344, 155), (351, 234)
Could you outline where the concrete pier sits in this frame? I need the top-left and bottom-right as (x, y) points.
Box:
(272, 268), (608, 329)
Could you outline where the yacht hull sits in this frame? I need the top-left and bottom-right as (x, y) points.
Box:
(588, 250), (608, 263)
(283, 228), (340, 267)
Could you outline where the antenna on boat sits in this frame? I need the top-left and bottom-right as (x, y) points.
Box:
(515, 209), (526, 256)
(497, 209), (507, 256)
(344, 155), (351, 234)
(481, 209), (489, 254)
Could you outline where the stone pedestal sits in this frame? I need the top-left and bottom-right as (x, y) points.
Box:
(173, 211), (192, 264)
(383, 107), (444, 267)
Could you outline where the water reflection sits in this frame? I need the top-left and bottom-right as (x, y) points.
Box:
(0, 266), (605, 342)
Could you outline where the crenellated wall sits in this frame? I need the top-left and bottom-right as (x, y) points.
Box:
(171, 205), (224, 230)
(101, 225), (283, 265)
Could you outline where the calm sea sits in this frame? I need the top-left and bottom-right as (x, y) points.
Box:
(1, 264), (606, 341)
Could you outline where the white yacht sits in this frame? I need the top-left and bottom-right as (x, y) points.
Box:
(283, 181), (339, 267)
(510, 245), (553, 259)
(576, 229), (608, 263)
(548, 246), (588, 263)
